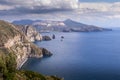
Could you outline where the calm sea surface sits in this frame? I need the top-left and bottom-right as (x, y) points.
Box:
(22, 29), (120, 80)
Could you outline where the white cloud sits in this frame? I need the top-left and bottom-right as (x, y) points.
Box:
(70, 2), (120, 27)
(0, 5), (14, 10)
(0, 0), (79, 10)
(107, 15), (120, 19)
(0, 0), (120, 27)
(79, 2), (120, 19)
(79, 2), (111, 11)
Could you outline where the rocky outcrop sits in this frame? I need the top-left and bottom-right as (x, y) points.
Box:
(0, 20), (65, 80)
(3, 33), (43, 69)
(41, 48), (53, 57)
(42, 36), (52, 41)
(16, 25), (42, 42)
(0, 20), (51, 69)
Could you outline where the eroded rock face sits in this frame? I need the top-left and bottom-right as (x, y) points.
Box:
(4, 34), (43, 69)
(0, 21), (43, 69)
(25, 25), (42, 42)
(0, 20), (63, 80)
(16, 25), (42, 42)
(4, 35), (28, 68)
(0, 20), (52, 69)
(3, 33), (52, 69)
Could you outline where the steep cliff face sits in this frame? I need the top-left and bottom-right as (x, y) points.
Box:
(26, 25), (42, 42)
(5, 35), (43, 69)
(0, 20), (43, 69)
(0, 20), (62, 80)
(16, 25), (42, 42)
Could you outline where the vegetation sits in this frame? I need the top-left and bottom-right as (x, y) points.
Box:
(18, 70), (46, 80)
(0, 20), (28, 46)
(0, 49), (62, 80)
(0, 20), (20, 45)
(0, 20), (63, 80)
(0, 48), (16, 80)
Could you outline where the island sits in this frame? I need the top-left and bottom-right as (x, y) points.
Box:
(13, 19), (112, 32)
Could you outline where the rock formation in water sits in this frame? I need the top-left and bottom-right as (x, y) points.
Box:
(52, 34), (55, 39)
(42, 36), (52, 41)
(0, 20), (62, 80)
(41, 48), (53, 57)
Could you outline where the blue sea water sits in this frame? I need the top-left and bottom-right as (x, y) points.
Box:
(22, 30), (120, 80)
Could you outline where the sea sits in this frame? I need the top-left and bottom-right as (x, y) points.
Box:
(22, 29), (120, 80)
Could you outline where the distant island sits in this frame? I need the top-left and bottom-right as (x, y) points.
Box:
(13, 19), (112, 32)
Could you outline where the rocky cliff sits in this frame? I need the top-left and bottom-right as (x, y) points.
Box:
(0, 20), (43, 69)
(0, 20), (62, 80)
(15, 25), (42, 42)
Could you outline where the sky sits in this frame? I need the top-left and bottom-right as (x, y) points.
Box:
(80, 0), (120, 2)
(0, 0), (120, 27)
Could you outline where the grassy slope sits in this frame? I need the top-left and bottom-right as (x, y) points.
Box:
(0, 20), (20, 45)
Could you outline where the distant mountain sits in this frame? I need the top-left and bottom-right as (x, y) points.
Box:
(13, 19), (34, 25)
(63, 19), (112, 32)
(64, 19), (87, 28)
(12, 19), (112, 32)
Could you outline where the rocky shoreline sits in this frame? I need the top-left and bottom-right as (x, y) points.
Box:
(0, 20), (62, 80)
(17, 47), (53, 69)
(15, 24), (53, 68)
(17, 57), (28, 70)
(0, 20), (53, 70)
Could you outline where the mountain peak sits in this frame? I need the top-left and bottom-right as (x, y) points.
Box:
(64, 19), (74, 22)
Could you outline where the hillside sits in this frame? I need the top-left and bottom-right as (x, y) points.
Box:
(0, 20), (21, 45)
(0, 20), (62, 80)
(13, 19), (112, 32)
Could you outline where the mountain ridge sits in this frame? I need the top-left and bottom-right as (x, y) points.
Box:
(12, 19), (112, 32)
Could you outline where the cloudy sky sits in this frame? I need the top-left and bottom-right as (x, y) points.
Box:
(0, 0), (120, 27)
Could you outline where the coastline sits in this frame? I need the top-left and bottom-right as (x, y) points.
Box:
(17, 54), (43, 70)
(17, 58), (28, 70)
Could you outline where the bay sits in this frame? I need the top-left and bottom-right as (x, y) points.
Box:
(22, 29), (120, 80)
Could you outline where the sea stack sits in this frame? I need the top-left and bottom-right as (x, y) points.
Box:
(52, 34), (55, 39)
